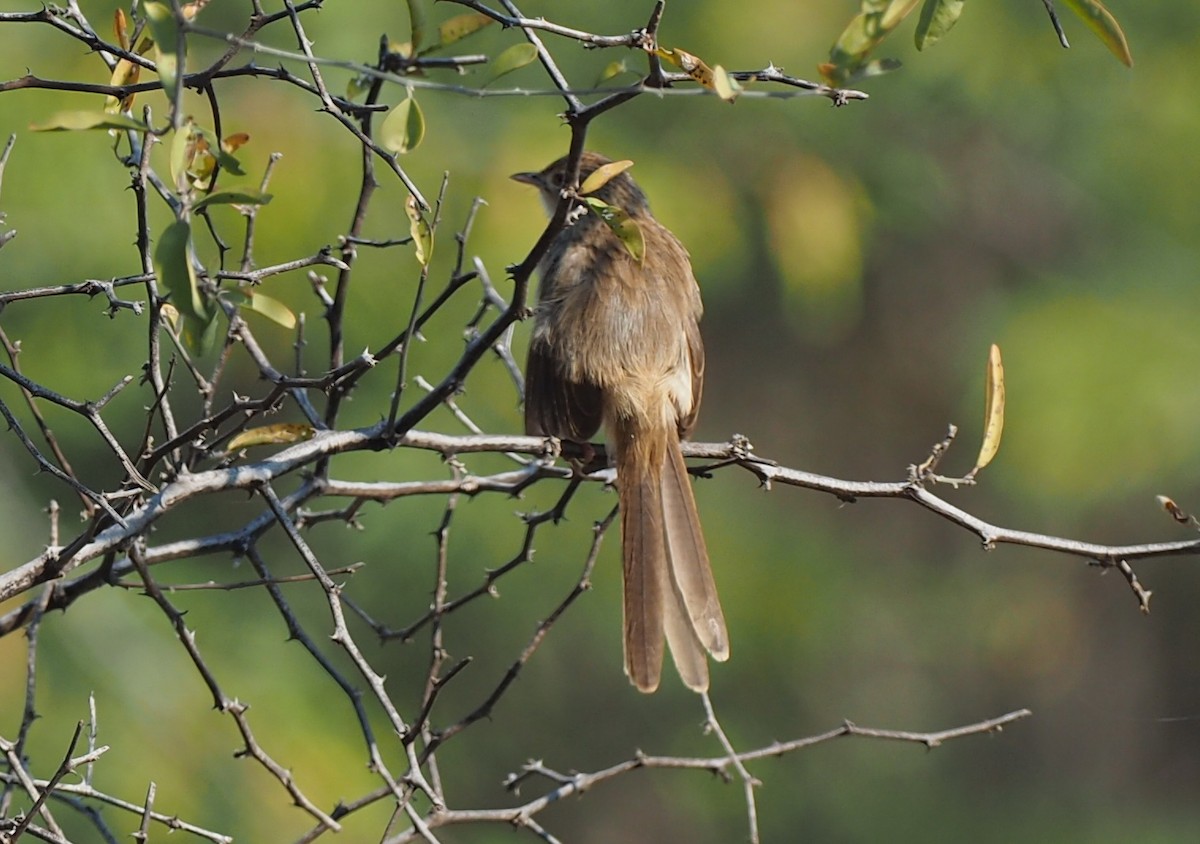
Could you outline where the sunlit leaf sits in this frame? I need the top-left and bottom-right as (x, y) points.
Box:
(712, 65), (742, 103)
(436, 12), (493, 48)
(154, 219), (204, 318)
(227, 423), (315, 451)
(380, 95), (426, 155)
(104, 58), (142, 113)
(143, 2), (183, 100)
(193, 189), (273, 211)
(914, 0), (965, 50)
(406, 195), (433, 267)
(595, 60), (630, 86)
(972, 343), (1005, 474)
(487, 42), (538, 84)
(406, 0), (427, 52)
(30, 111), (150, 132)
(1061, 0), (1133, 67)
(579, 159), (634, 195)
(584, 197), (645, 264)
(234, 291), (295, 329)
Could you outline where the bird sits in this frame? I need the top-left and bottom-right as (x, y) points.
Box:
(512, 151), (729, 693)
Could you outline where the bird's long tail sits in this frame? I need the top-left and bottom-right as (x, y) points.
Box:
(617, 423), (728, 693)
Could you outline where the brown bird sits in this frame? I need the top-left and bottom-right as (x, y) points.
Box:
(513, 152), (729, 693)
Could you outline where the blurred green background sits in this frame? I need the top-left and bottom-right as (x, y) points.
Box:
(3, 1), (1200, 841)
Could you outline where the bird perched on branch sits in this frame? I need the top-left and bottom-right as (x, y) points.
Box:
(513, 151), (729, 693)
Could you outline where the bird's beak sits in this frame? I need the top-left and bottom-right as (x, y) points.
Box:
(510, 171), (540, 187)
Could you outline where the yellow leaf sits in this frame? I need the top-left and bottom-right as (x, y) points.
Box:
(579, 159), (634, 195)
(973, 343), (1005, 474)
(661, 47), (716, 88)
(104, 58), (142, 113)
(711, 65), (742, 103)
(437, 12), (493, 47)
(227, 423), (314, 451)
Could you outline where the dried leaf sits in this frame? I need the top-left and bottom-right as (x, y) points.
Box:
(659, 47), (715, 88)
(973, 343), (1005, 474)
(579, 159), (634, 195)
(221, 133), (250, 154)
(228, 423), (315, 451)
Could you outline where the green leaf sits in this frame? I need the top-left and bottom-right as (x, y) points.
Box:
(824, 0), (921, 85)
(181, 310), (221, 356)
(193, 189), (273, 211)
(380, 95), (426, 155)
(143, 1), (183, 100)
(169, 119), (192, 188)
(854, 58), (903, 79)
(406, 0), (427, 52)
(487, 42), (538, 85)
(1061, 0), (1133, 67)
(915, 0), (965, 50)
(30, 111), (150, 132)
(346, 74), (373, 102)
(406, 196), (433, 266)
(584, 197), (645, 264)
(154, 219), (204, 318)
(595, 60), (630, 86)
(436, 12), (493, 48)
